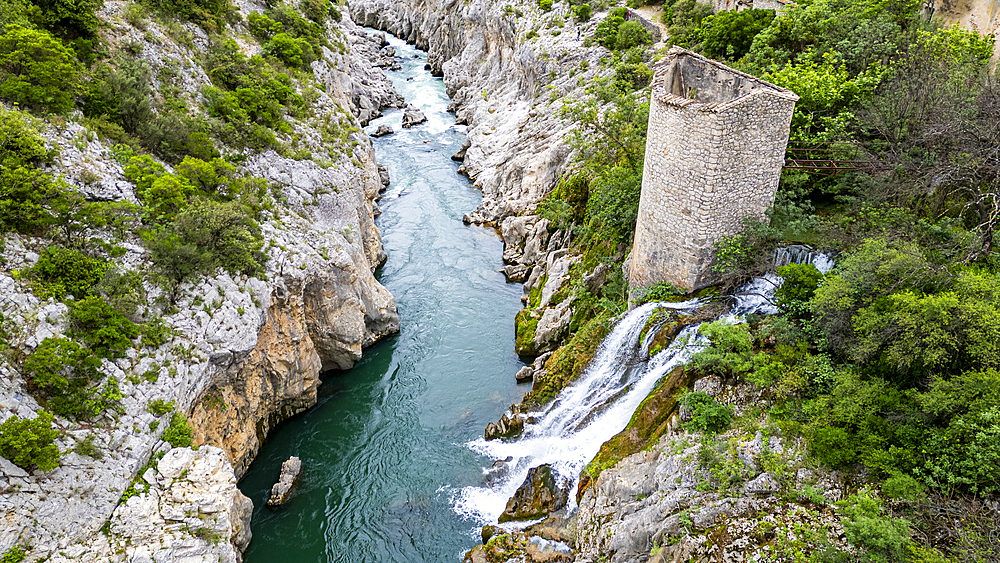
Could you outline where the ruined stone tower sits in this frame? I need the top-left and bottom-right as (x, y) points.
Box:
(629, 47), (798, 291)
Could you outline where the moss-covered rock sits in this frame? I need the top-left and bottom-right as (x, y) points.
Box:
(515, 308), (539, 356)
(578, 365), (694, 500)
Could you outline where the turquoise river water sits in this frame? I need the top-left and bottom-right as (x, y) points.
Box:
(238, 34), (529, 562)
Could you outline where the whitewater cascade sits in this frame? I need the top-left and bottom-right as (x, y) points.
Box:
(453, 247), (835, 526)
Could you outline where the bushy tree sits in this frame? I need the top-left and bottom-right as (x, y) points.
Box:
(24, 336), (108, 419)
(0, 411), (60, 471)
(0, 25), (79, 113)
(696, 8), (775, 60)
(68, 296), (140, 358)
(29, 246), (108, 299)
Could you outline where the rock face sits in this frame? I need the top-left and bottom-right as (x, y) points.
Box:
(373, 124), (394, 137)
(346, 0), (605, 225)
(0, 2), (402, 560)
(267, 456), (303, 507)
(575, 431), (847, 563)
(108, 447), (252, 563)
(499, 464), (568, 523)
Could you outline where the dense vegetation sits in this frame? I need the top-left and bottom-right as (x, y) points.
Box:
(0, 0), (350, 473)
(534, 0), (999, 559)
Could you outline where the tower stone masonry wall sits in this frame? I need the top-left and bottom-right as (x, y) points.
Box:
(629, 47), (798, 291)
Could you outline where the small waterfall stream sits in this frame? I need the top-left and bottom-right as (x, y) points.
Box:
(452, 246), (835, 526)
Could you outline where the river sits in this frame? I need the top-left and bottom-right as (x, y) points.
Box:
(238, 33), (529, 562)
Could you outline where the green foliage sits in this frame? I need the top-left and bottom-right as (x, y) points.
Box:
(73, 431), (103, 459)
(635, 281), (686, 304)
(299, 0), (330, 23)
(711, 217), (779, 291)
(573, 4), (591, 21)
(612, 62), (652, 93)
(837, 489), (912, 562)
(881, 472), (925, 501)
(0, 410), (60, 471)
(247, 12), (283, 40)
(162, 411), (193, 448)
(681, 391), (732, 433)
(29, 246), (108, 299)
(30, 0), (103, 39)
(764, 51), (883, 143)
(24, 336), (107, 419)
(68, 296), (140, 358)
(661, 0), (712, 48)
(83, 58), (154, 138)
(530, 315), (610, 405)
(147, 398), (175, 416)
(537, 0), (552, 11)
(695, 9), (775, 60)
(147, 197), (265, 287)
(775, 262), (822, 316)
(689, 321), (754, 378)
(265, 32), (317, 69)
(0, 546), (27, 563)
(155, 0), (232, 32)
(0, 25), (79, 113)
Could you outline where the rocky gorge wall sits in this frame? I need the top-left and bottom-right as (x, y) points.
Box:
(0, 2), (404, 560)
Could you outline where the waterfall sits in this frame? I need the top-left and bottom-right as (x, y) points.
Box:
(453, 253), (835, 527)
(452, 300), (707, 525)
(773, 244), (835, 272)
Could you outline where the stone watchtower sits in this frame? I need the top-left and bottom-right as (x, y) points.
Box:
(629, 47), (798, 291)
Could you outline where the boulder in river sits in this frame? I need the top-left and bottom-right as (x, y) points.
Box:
(373, 124), (394, 137)
(452, 138), (471, 162)
(485, 412), (525, 440)
(267, 456), (303, 507)
(499, 464), (568, 523)
(402, 105), (427, 128)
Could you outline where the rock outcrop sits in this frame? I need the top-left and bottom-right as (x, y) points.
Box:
(107, 447), (252, 563)
(267, 456), (303, 507)
(499, 464), (569, 523)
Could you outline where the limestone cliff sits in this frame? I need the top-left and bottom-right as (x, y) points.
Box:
(0, 2), (401, 561)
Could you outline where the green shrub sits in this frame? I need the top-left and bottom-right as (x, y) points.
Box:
(594, 13), (625, 50)
(247, 12), (282, 40)
(299, 0), (329, 23)
(681, 390), (732, 433)
(30, 0), (103, 38)
(774, 262), (822, 317)
(83, 59), (154, 138)
(809, 426), (857, 468)
(696, 8), (775, 60)
(73, 432), (103, 459)
(24, 336), (124, 419)
(613, 62), (653, 92)
(0, 25), (79, 113)
(0, 410), (61, 471)
(538, 0), (553, 10)
(614, 21), (651, 51)
(147, 398), (175, 416)
(838, 489), (912, 562)
(68, 296), (140, 358)
(689, 321), (754, 378)
(265, 32), (317, 69)
(162, 412), (193, 448)
(0, 545), (27, 563)
(881, 472), (926, 501)
(29, 246), (108, 299)
(573, 4), (591, 21)
(635, 282), (686, 303)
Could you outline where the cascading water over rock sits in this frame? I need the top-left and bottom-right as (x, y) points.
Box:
(453, 300), (708, 525)
(454, 251), (835, 527)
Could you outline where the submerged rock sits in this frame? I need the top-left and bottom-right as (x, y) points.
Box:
(402, 105), (427, 128)
(267, 456), (303, 507)
(499, 464), (568, 523)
